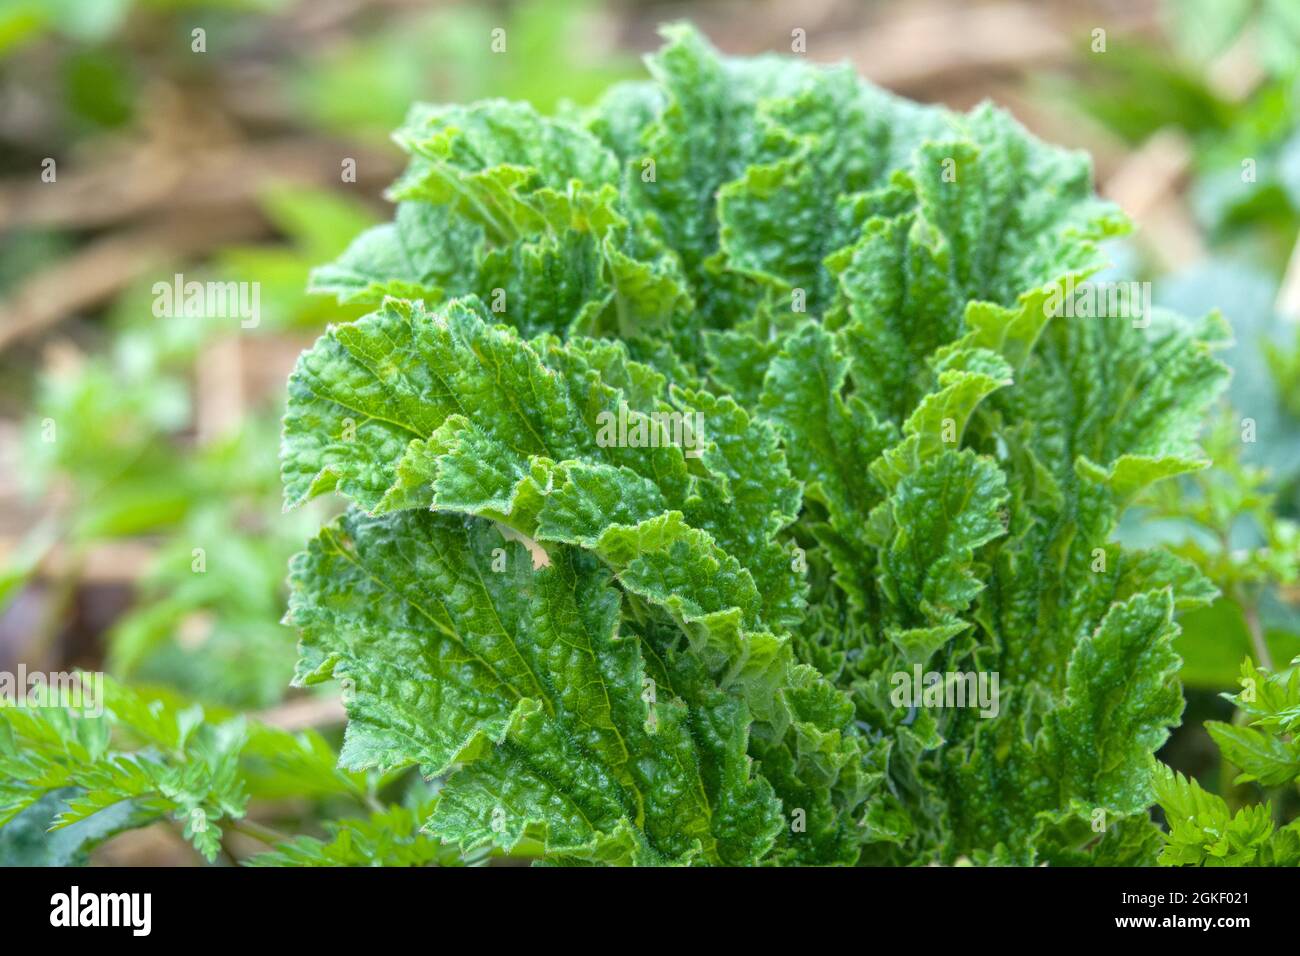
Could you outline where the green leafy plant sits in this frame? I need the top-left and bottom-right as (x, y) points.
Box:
(278, 25), (1240, 866)
(0, 672), (485, 866)
(1131, 410), (1300, 685)
(1154, 656), (1300, 865)
(0, 675), (360, 862)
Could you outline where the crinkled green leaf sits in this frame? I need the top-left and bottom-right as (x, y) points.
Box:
(1039, 591), (1184, 813)
(288, 508), (782, 865)
(278, 22), (1241, 868)
(308, 202), (480, 306)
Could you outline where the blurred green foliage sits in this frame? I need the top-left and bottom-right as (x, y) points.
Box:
(1048, 0), (1300, 838)
(7, 187), (379, 708)
(291, 0), (635, 142)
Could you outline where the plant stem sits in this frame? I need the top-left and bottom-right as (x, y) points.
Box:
(1235, 584), (1273, 671)
(230, 818), (291, 846)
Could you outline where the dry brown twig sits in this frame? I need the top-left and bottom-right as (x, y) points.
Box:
(1103, 127), (1205, 269)
(256, 694), (347, 731)
(0, 209), (264, 353)
(0, 138), (395, 233)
